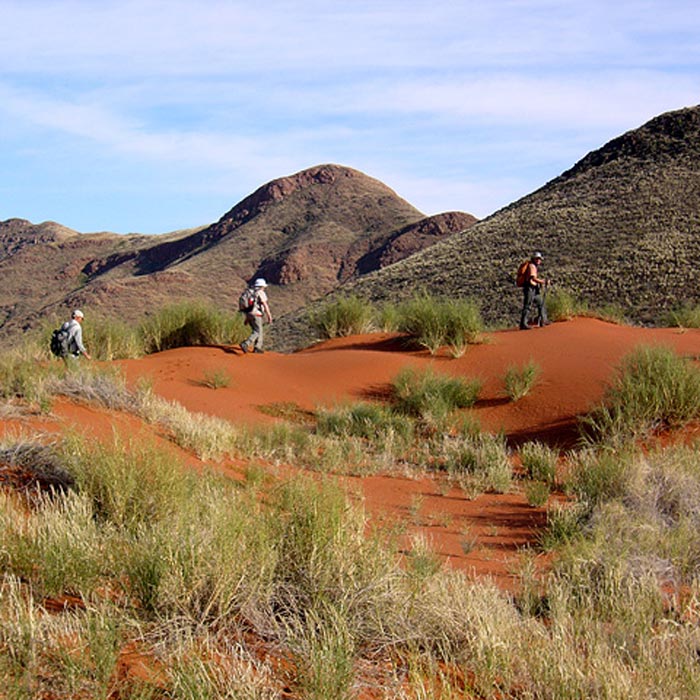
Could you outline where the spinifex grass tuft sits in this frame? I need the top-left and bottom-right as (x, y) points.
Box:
(395, 294), (484, 355)
(503, 360), (541, 401)
(581, 344), (700, 443)
(138, 300), (247, 354)
(391, 366), (481, 422)
(520, 441), (557, 485)
(309, 295), (374, 339)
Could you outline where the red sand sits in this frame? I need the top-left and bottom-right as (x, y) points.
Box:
(4, 317), (700, 588)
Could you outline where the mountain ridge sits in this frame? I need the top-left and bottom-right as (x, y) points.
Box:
(0, 164), (476, 341)
(278, 104), (699, 350)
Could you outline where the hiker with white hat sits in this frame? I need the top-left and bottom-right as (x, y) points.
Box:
(61, 309), (92, 360)
(240, 278), (273, 354)
(519, 252), (549, 330)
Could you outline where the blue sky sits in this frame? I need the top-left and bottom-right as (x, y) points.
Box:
(2, 0), (699, 234)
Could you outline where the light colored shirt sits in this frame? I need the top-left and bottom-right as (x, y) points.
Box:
(251, 288), (268, 317)
(62, 318), (86, 355)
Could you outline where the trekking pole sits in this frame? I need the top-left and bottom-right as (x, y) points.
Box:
(542, 280), (551, 324)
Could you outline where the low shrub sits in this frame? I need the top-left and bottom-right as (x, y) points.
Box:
(309, 296), (374, 339)
(592, 303), (628, 325)
(88, 315), (143, 360)
(442, 431), (513, 495)
(376, 302), (401, 332)
(0, 350), (56, 411)
(566, 447), (632, 507)
(524, 480), (550, 507)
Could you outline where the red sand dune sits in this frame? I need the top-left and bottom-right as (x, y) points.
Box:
(5, 317), (700, 588)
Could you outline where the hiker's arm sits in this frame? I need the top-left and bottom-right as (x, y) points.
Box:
(262, 300), (273, 323)
(529, 264), (547, 286)
(74, 326), (92, 359)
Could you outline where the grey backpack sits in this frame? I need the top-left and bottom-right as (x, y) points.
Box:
(50, 327), (71, 357)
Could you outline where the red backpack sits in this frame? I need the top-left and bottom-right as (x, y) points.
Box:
(515, 260), (530, 287)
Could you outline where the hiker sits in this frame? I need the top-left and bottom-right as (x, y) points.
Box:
(62, 309), (92, 360)
(240, 278), (273, 354)
(519, 252), (549, 330)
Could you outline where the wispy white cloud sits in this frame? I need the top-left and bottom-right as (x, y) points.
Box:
(3, 0), (698, 75)
(1, 0), (699, 232)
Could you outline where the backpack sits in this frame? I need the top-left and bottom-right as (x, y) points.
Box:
(515, 260), (531, 287)
(238, 287), (256, 313)
(50, 327), (71, 357)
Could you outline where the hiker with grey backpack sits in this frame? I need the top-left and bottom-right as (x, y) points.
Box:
(516, 252), (550, 330)
(50, 309), (92, 361)
(239, 278), (273, 354)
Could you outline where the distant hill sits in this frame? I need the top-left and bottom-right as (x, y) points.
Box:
(0, 165), (476, 342)
(277, 105), (700, 349)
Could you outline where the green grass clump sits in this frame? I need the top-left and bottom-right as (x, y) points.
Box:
(0, 349), (56, 412)
(395, 294), (484, 356)
(391, 367), (482, 423)
(86, 315), (144, 360)
(566, 447), (632, 508)
(524, 480), (550, 507)
(442, 431), (513, 495)
(316, 401), (414, 444)
(309, 295), (374, 339)
(138, 301), (248, 354)
(546, 287), (588, 322)
(200, 367), (232, 389)
(520, 441), (557, 486)
(503, 360), (541, 401)
(667, 303), (700, 329)
(581, 345), (700, 443)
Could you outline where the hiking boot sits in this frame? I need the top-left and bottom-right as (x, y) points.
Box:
(253, 348), (264, 354)
(239, 343), (249, 353)
(519, 325), (532, 331)
(538, 321), (550, 327)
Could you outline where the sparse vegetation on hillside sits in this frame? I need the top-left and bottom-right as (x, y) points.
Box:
(309, 105), (700, 345)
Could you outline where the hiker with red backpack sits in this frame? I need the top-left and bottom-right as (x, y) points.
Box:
(517, 252), (549, 330)
(239, 278), (273, 354)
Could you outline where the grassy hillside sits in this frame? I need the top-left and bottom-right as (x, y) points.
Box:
(285, 105), (700, 348)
